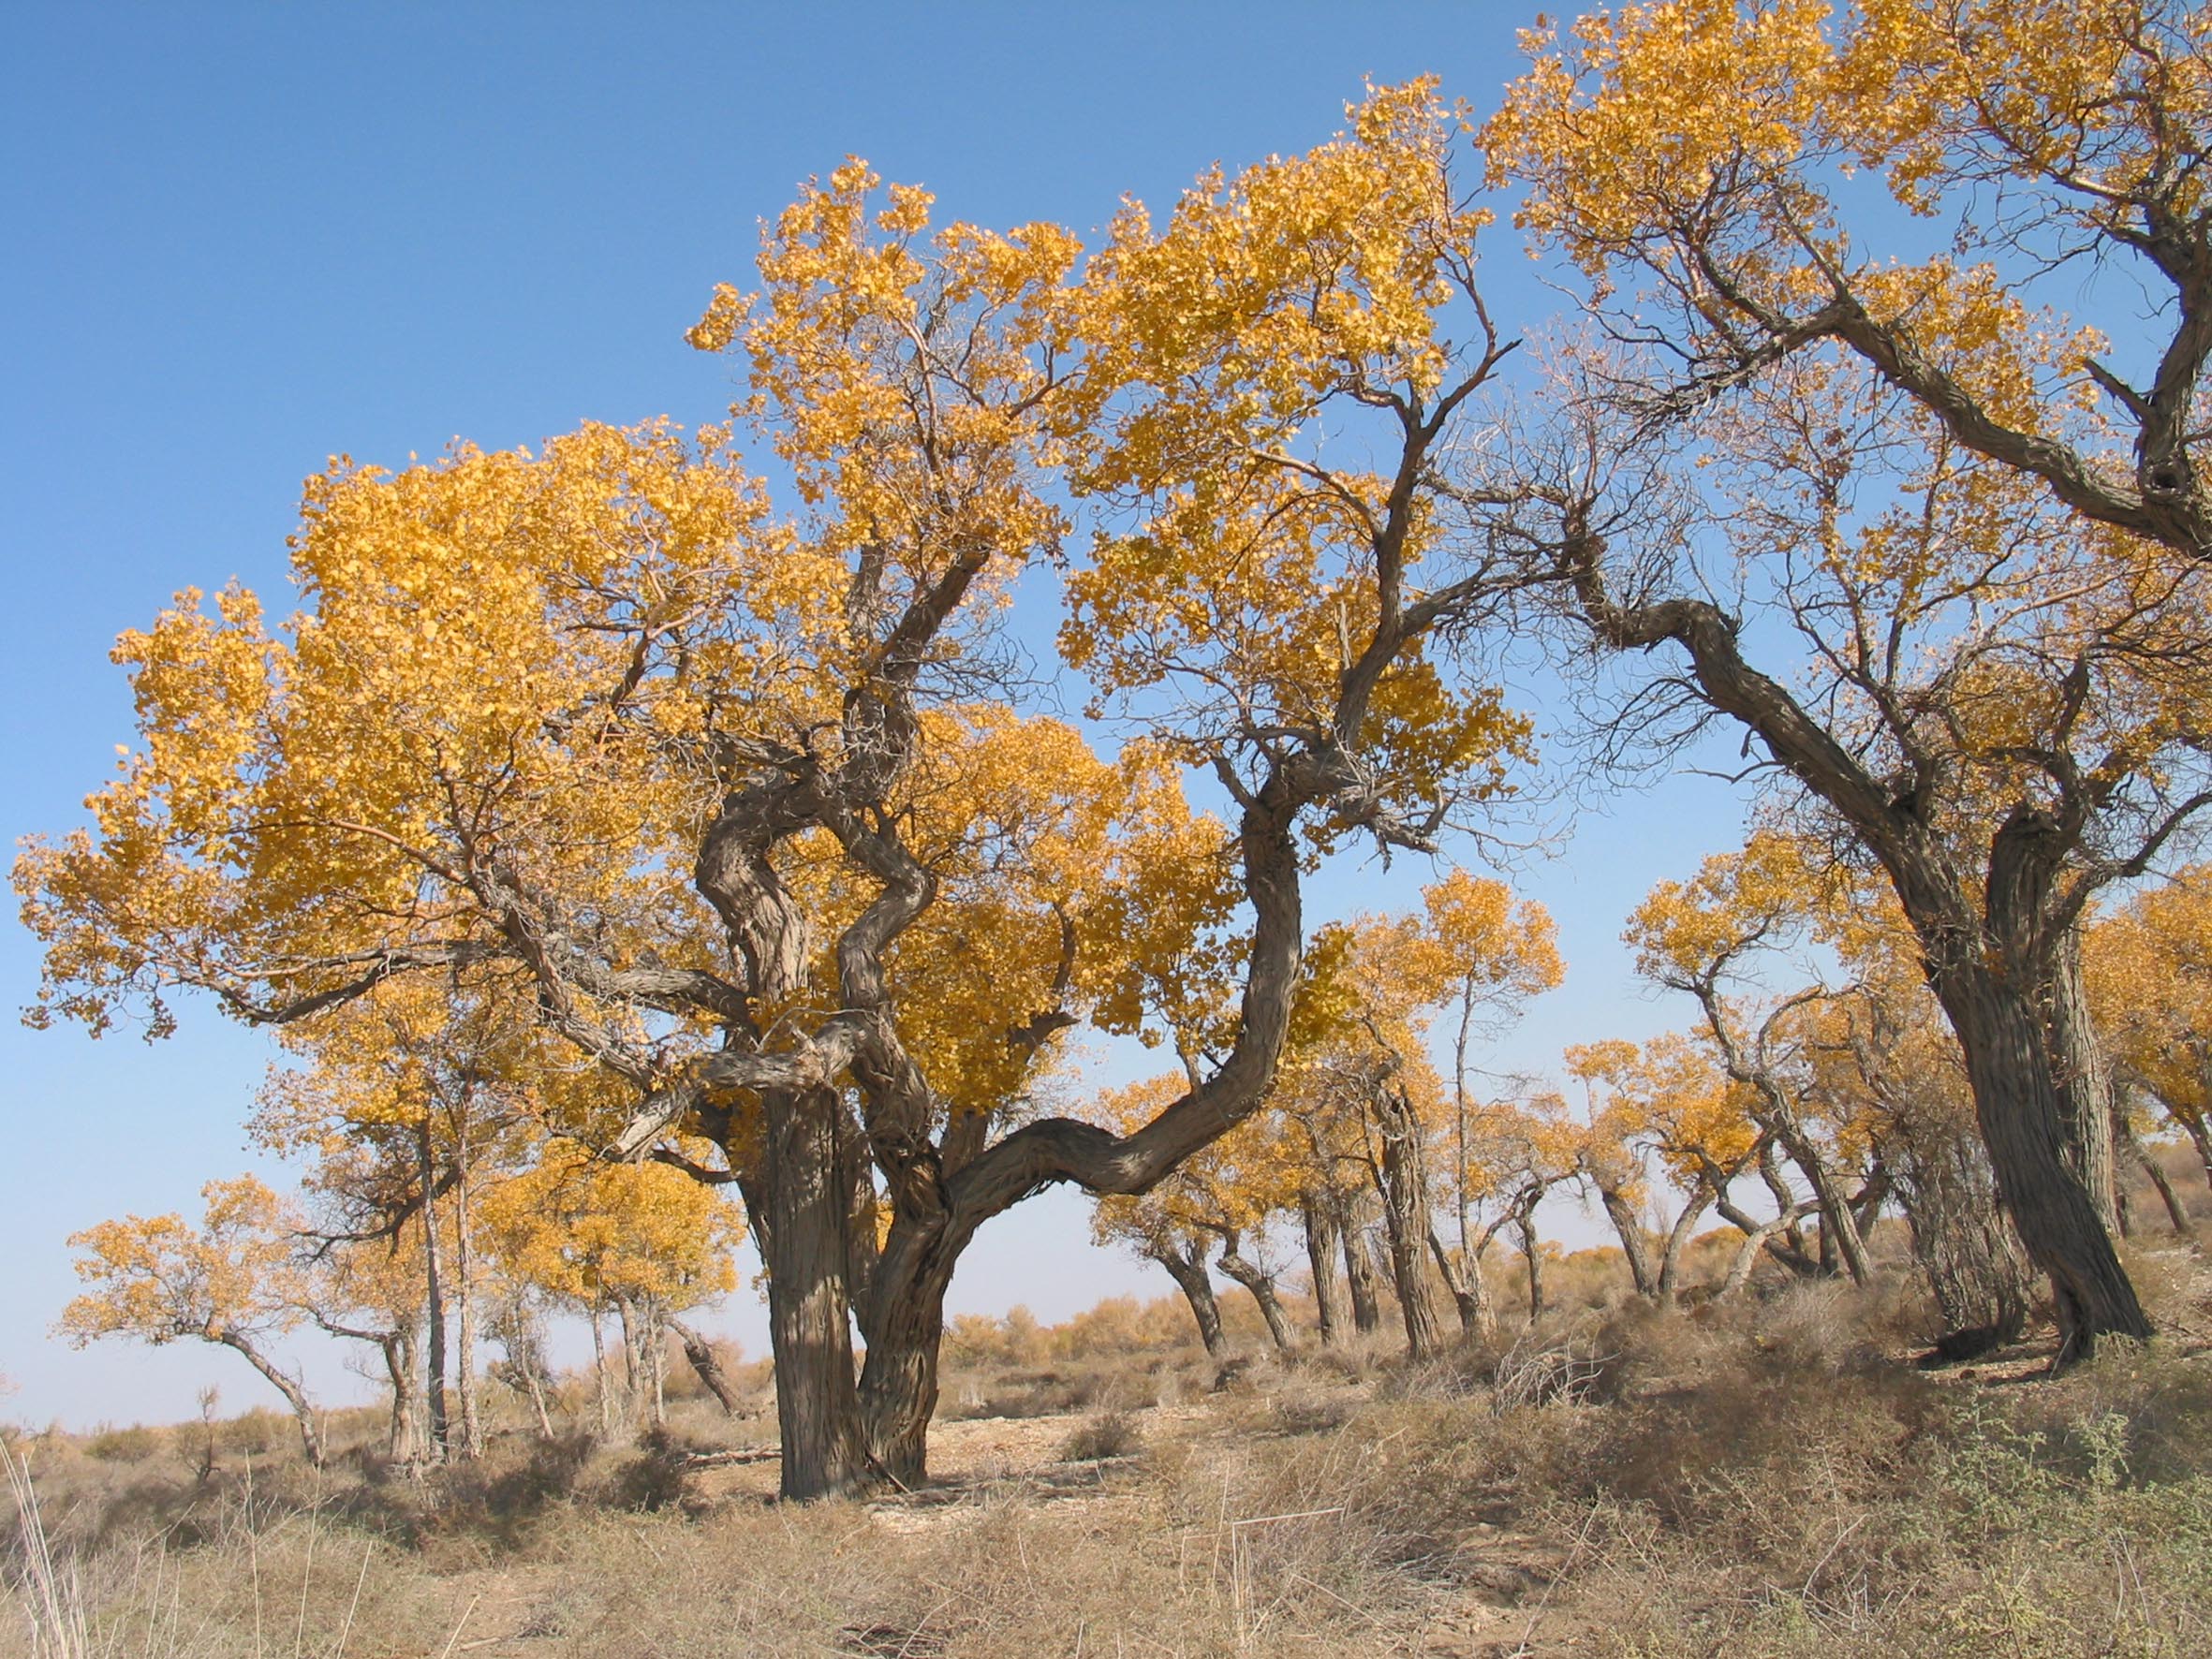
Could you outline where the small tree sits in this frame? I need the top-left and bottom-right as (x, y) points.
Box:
(59, 1178), (324, 1466)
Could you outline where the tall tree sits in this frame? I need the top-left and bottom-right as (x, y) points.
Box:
(1485, 0), (2212, 1358)
(19, 84), (1538, 1493)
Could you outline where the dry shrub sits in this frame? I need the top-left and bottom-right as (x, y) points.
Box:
(1058, 1407), (1142, 1461)
(80, 1425), (165, 1464)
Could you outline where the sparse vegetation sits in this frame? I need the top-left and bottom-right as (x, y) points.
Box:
(7, 1240), (2210, 1656)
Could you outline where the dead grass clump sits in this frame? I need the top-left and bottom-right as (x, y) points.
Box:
(1058, 1407), (1142, 1461)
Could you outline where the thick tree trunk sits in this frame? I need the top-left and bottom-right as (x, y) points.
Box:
(1217, 1238), (1295, 1352)
(1149, 1241), (1227, 1358)
(1936, 964), (2152, 1358)
(1563, 564), (2149, 1356)
(761, 1085), (869, 1500)
(1372, 1087), (1447, 1359)
(2042, 924), (2121, 1234)
(671, 1318), (745, 1415)
(217, 1331), (322, 1467)
(1302, 1199), (1347, 1346)
(1338, 1194), (1384, 1335)
(417, 1122), (450, 1461)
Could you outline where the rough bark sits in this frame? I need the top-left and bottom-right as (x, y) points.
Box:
(1302, 1198), (1348, 1347)
(1938, 966), (2152, 1358)
(1371, 1082), (1447, 1359)
(1148, 1241), (1227, 1358)
(2042, 922), (2121, 1234)
(1560, 546), (2150, 1353)
(761, 1085), (869, 1500)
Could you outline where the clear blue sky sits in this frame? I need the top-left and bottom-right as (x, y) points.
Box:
(0, 2), (1751, 1431)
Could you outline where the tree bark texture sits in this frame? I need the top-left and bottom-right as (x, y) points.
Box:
(1368, 1082), (1446, 1358)
(761, 1085), (869, 1499)
(1302, 1199), (1347, 1346)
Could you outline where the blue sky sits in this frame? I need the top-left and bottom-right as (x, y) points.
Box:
(0, 2), (1753, 1430)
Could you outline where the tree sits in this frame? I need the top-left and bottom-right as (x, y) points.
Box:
(1484, 0), (2212, 1358)
(258, 985), (545, 1461)
(1092, 1074), (1303, 1356)
(479, 1146), (743, 1436)
(1565, 1035), (1762, 1306)
(1488, 0), (2212, 568)
(1626, 835), (1885, 1285)
(2088, 867), (2212, 1193)
(1271, 888), (1561, 1354)
(58, 1178), (324, 1466)
(20, 84), (1538, 1494)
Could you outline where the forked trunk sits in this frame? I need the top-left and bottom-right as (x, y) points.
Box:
(1427, 1224), (1495, 1338)
(1149, 1241), (1228, 1358)
(1217, 1239), (1295, 1352)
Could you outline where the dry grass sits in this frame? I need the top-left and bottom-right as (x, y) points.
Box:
(8, 1248), (2212, 1655)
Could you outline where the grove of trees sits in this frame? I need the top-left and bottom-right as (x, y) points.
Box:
(23, 0), (2212, 1496)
